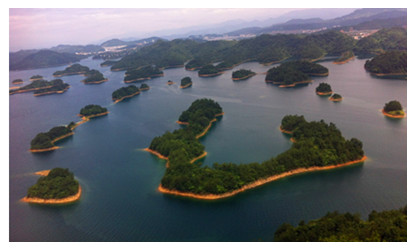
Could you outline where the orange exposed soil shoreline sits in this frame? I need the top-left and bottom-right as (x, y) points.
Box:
(33, 86), (70, 97)
(144, 148), (207, 167)
(21, 185), (82, 204)
(232, 73), (256, 81)
(158, 156), (367, 200)
(316, 91), (333, 96)
(266, 79), (312, 87)
(180, 82), (193, 89)
(329, 97), (343, 102)
(333, 56), (355, 65)
(83, 78), (108, 84)
(30, 132), (74, 153)
(113, 91), (140, 104)
(176, 120), (190, 125)
(12, 80), (24, 85)
(80, 111), (109, 121)
(53, 71), (88, 77)
(10, 86), (53, 95)
(382, 109), (406, 118)
(34, 170), (51, 176)
(279, 126), (293, 134)
(198, 72), (224, 77)
(371, 72), (406, 77)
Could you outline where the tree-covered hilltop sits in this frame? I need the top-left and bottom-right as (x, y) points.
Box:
(265, 61), (328, 85)
(140, 83), (150, 91)
(112, 85), (140, 101)
(124, 65), (163, 83)
(383, 100), (404, 116)
(30, 75), (43, 81)
(180, 77), (192, 88)
(12, 79), (23, 84)
(53, 63), (90, 76)
(30, 124), (73, 150)
(27, 168), (79, 199)
(198, 64), (222, 77)
(330, 93), (342, 101)
(148, 99), (364, 196)
(10, 79), (70, 96)
(280, 115), (306, 132)
(232, 69), (256, 80)
(274, 206), (406, 242)
(316, 82), (333, 94)
(364, 51), (406, 75)
(33, 79), (70, 96)
(83, 69), (107, 84)
(79, 104), (108, 117)
(354, 27), (407, 57)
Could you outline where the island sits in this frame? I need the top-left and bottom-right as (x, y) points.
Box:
(12, 79), (23, 85)
(139, 83), (149, 91)
(329, 93), (343, 102)
(146, 99), (365, 200)
(265, 61), (328, 87)
(30, 124), (74, 152)
(333, 50), (355, 64)
(198, 64), (223, 77)
(167, 80), (175, 85)
(82, 69), (108, 84)
(180, 77), (192, 89)
(79, 104), (108, 120)
(124, 65), (163, 83)
(315, 82), (333, 96)
(274, 206), (406, 242)
(112, 85), (140, 103)
(382, 100), (405, 118)
(364, 51), (407, 79)
(10, 79), (70, 96)
(21, 168), (81, 204)
(30, 75), (43, 81)
(53, 63), (90, 77)
(232, 69), (256, 81)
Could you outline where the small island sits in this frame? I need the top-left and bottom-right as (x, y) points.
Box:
(180, 76), (193, 89)
(364, 51), (407, 79)
(12, 79), (24, 85)
(53, 63), (90, 77)
(79, 104), (109, 119)
(30, 123), (74, 152)
(10, 79), (70, 96)
(333, 50), (355, 65)
(30, 75), (43, 81)
(316, 82), (333, 96)
(139, 83), (150, 91)
(167, 80), (175, 85)
(382, 100), (405, 118)
(21, 168), (81, 204)
(232, 69), (256, 81)
(198, 64), (223, 77)
(329, 93), (343, 102)
(82, 69), (108, 84)
(124, 65), (163, 83)
(112, 85), (140, 103)
(265, 61), (328, 87)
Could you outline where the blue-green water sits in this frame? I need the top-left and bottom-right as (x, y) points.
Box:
(9, 57), (406, 241)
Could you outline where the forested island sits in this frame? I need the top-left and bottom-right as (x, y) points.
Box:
(274, 206), (406, 242)
(180, 77), (192, 89)
(30, 75), (43, 81)
(124, 65), (163, 83)
(10, 79), (70, 96)
(79, 104), (108, 119)
(12, 79), (23, 84)
(364, 51), (407, 78)
(139, 83), (150, 91)
(82, 69), (108, 84)
(382, 100), (405, 118)
(329, 93), (343, 102)
(316, 82), (333, 96)
(112, 85), (140, 103)
(265, 61), (328, 87)
(21, 168), (81, 204)
(198, 64), (223, 77)
(146, 100), (365, 199)
(30, 124), (74, 152)
(232, 69), (256, 81)
(333, 50), (355, 64)
(53, 63), (90, 77)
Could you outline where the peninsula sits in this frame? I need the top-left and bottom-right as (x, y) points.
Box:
(333, 51), (355, 64)
(21, 168), (81, 204)
(53, 63), (90, 77)
(316, 82), (333, 96)
(147, 99), (365, 200)
(30, 124), (74, 152)
(124, 65), (163, 83)
(232, 69), (256, 81)
(180, 77), (192, 89)
(10, 79), (70, 96)
(112, 85), (140, 103)
(382, 100), (405, 118)
(364, 51), (407, 78)
(82, 69), (108, 84)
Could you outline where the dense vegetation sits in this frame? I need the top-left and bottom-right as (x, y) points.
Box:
(10, 79), (70, 95)
(112, 85), (140, 101)
(30, 124), (73, 150)
(79, 104), (108, 117)
(334, 50), (354, 63)
(53, 63), (90, 76)
(354, 27), (407, 57)
(232, 69), (256, 80)
(83, 69), (107, 84)
(274, 206), (406, 241)
(180, 77), (192, 87)
(100, 60), (119, 67)
(198, 64), (222, 76)
(124, 65), (163, 83)
(364, 51), (406, 75)
(30, 75), (43, 80)
(140, 83), (150, 90)
(265, 61), (328, 85)
(149, 100), (364, 196)
(27, 168), (79, 199)
(33, 79), (70, 96)
(330, 93), (342, 100)
(316, 82), (332, 94)
(280, 115), (307, 132)
(12, 79), (23, 84)
(383, 100), (404, 115)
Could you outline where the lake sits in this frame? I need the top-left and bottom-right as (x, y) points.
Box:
(9, 57), (406, 241)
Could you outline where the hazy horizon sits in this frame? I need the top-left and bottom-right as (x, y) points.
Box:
(9, 8), (356, 52)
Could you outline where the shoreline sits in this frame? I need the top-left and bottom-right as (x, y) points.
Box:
(180, 82), (193, 89)
(30, 132), (74, 153)
(12, 81), (24, 85)
(333, 56), (355, 65)
(21, 185), (82, 205)
(53, 71), (88, 77)
(382, 109), (406, 118)
(232, 73), (256, 81)
(370, 72), (407, 77)
(316, 91), (333, 96)
(279, 126), (293, 134)
(124, 74), (164, 83)
(167, 81), (175, 85)
(33, 86), (70, 97)
(83, 78), (108, 84)
(10, 86), (53, 95)
(113, 91), (140, 104)
(80, 111), (109, 120)
(158, 156), (367, 200)
(266, 79), (312, 87)
(198, 72), (224, 77)
(34, 170), (51, 176)
(329, 96), (343, 102)
(144, 148), (207, 167)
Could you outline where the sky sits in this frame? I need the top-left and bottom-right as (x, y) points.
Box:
(9, 8), (354, 52)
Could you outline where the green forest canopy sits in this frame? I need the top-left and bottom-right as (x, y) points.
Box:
(112, 85), (140, 100)
(79, 104), (108, 117)
(53, 63), (90, 76)
(181, 76), (192, 86)
(232, 69), (255, 79)
(83, 69), (107, 83)
(383, 100), (403, 112)
(316, 82), (332, 93)
(364, 50), (407, 74)
(265, 61), (328, 85)
(30, 124), (73, 150)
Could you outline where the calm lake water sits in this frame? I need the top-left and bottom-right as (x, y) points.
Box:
(9, 57), (406, 241)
